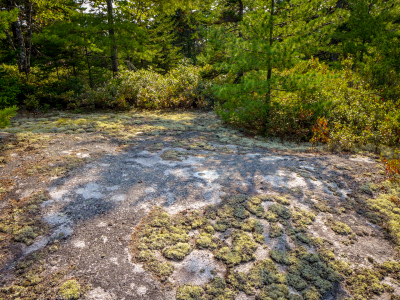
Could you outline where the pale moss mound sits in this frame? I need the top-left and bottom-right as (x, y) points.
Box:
(58, 280), (81, 300)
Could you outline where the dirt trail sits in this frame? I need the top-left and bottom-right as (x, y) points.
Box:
(0, 111), (398, 300)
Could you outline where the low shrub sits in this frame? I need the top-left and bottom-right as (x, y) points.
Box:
(0, 106), (18, 128)
(67, 63), (214, 110)
(0, 65), (25, 109)
(381, 150), (400, 179)
(214, 58), (400, 151)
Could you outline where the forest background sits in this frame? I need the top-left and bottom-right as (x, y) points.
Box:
(0, 0), (400, 154)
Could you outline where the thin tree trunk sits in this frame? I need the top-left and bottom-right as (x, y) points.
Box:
(26, 1), (33, 75)
(238, 0), (244, 38)
(7, 0), (27, 74)
(85, 47), (94, 88)
(234, 0), (244, 83)
(72, 53), (77, 77)
(266, 0), (275, 104)
(5, 29), (22, 71)
(106, 0), (118, 76)
(12, 17), (28, 74)
(55, 61), (60, 80)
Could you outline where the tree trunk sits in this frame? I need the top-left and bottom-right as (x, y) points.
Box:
(234, 0), (244, 83)
(266, 0), (275, 104)
(26, 1), (33, 75)
(85, 47), (94, 88)
(12, 18), (28, 75)
(5, 29), (22, 71)
(106, 0), (118, 76)
(7, 0), (29, 75)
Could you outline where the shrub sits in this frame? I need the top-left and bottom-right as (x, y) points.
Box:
(0, 65), (24, 108)
(214, 58), (400, 150)
(67, 63), (214, 110)
(0, 106), (18, 128)
(381, 150), (400, 179)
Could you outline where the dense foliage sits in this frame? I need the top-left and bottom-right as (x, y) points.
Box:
(0, 0), (399, 151)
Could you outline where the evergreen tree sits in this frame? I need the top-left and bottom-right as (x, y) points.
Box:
(205, 0), (344, 130)
(0, 0), (70, 75)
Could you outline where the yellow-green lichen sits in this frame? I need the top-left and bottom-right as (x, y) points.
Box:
(214, 228), (260, 266)
(246, 259), (284, 291)
(203, 276), (236, 299)
(273, 195), (291, 206)
(129, 191), (399, 300)
(345, 268), (385, 299)
(245, 201), (265, 217)
(215, 247), (242, 265)
(258, 283), (290, 300)
(131, 207), (193, 279)
(58, 280), (81, 300)
(367, 180), (400, 245)
(270, 250), (295, 266)
(160, 150), (188, 161)
(268, 204), (291, 220)
(196, 233), (216, 249)
(14, 226), (38, 245)
(325, 217), (352, 235)
(269, 224), (283, 238)
(176, 285), (204, 300)
(230, 231), (258, 262)
(291, 208), (316, 231)
(163, 243), (192, 260)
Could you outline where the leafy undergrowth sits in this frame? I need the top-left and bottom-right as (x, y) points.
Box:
(131, 194), (400, 300)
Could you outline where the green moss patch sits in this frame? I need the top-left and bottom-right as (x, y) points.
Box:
(176, 285), (204, 300)
(160, 150), (188, 161)
(291, 208), (316, 231)
(367, 180), (400, 245)
(267, 203), (291, 220)
(325, 217), (353, 235)
(58, 280), (81, 300)
(130, 192), (400, 299)
(163, 243), (192, 260)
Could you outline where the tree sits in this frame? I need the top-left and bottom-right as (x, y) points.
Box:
(334, 0), (400, 99)
(0, 0), (70, 75)
(0, 7), (18, 39)
(205, 0), (344, 130)
(106, 0), (118, 75)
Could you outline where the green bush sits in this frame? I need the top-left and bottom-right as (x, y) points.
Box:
(0, 64), (88, 111)
(0, 65), (24, 109)
(67, 63), (214, 110)
(0, 106), (18, 128)
(214, 58), (400, 151)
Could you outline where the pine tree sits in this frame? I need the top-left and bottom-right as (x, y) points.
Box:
(0, 0), (70, 75)
(334, 0), (400, 99)
(0, 106), (17, 128)
(205, 0), (344, 130)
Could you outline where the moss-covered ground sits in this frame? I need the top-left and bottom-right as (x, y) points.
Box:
(131, 192), (400, 300)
